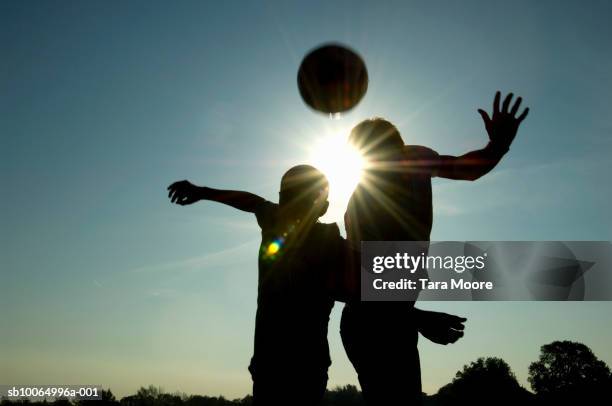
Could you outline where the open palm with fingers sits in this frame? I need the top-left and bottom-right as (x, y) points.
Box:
(478, 91), (529, 151)
(167, 180), (201, 205)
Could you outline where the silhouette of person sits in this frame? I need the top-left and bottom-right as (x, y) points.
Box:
(167, 165), (353, 406)
(341, 92), (528, 405)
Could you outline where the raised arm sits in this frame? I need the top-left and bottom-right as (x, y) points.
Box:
(436, 91), (529, 181)
(167, 180), (265, 213)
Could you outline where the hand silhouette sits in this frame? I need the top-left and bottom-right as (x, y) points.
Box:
(418, 310), (466, 345)
(167, 180), (201, 205)
(478, 91), (529, 151)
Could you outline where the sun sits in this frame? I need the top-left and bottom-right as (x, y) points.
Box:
(307, 131), (365, 222)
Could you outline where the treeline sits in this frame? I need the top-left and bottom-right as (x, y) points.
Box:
(2, 341), (611, 405)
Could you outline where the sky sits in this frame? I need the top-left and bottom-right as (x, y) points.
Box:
(2, 0), (612, 399)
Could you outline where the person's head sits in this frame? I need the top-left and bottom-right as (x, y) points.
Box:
(279, 165), (329, 221)
(348, 118), (404, 162)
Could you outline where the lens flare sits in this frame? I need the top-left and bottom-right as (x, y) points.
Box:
(262, 237), (285, 260)
(267, 241), (281, 255)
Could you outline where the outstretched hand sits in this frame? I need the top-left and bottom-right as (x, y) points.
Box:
(167, 180), (201, 205)
(418, 310), (467, 345)
(478, 91), (529, 151)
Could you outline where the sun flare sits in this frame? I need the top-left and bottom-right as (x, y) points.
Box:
(307, 132), (365, 222)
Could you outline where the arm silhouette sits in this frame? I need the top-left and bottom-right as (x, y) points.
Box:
(435, 91), (529, 181)
(167, 180), (265, 213)
(414, 308), (467, 345)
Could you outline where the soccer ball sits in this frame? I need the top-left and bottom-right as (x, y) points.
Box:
(297, 43), (368, 115)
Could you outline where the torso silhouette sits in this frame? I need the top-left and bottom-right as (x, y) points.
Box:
(250, 201), (342, 375)
(342, 145), (437, 405)
(345, 145), (434, 243)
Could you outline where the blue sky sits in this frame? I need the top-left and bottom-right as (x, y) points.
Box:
(2, 0), (611, 398)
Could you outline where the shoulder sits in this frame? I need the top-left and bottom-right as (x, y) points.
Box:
(404, 145), (440, 161)
(254, 200), (278, 229)
(314, 222), (346, 265)
(404, 145), (440, 175)
(314, 222), (343, 244)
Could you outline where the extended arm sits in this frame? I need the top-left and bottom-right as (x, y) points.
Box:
(167, 180), (265, 213)
(436, 142), (508, 181)
(436, 91), (529, 181)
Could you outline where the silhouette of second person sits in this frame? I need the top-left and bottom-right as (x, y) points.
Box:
(341, 92), (528, 405)
(168, 165), (353, 406)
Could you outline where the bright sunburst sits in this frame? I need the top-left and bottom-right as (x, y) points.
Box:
(307, 131), (365, 221)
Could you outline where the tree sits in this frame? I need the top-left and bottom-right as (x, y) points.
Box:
(435, 357), (532, 406)
(528, 340), (611, 403)
(121, 386), (182, 406)
(322, 385), (365, 406)
(100, 389), (118, 403)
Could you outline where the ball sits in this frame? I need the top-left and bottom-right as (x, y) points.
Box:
(297, 43), (368, 115)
